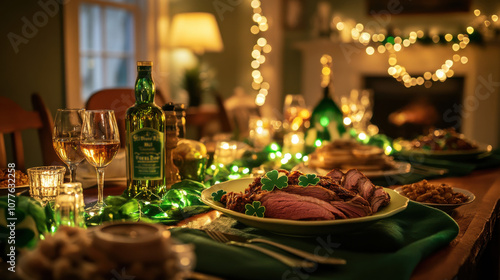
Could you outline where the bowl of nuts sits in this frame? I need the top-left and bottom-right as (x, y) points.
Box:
(394, 180), (475, 212)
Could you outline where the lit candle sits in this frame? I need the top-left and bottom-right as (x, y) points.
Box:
(249, 117), (272, 149)
(283, 132), (305, 155)
(214, 141), (238, 166)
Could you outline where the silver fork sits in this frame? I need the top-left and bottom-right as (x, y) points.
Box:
(205, 230), (315, 268)
(205, 230), (346, 265)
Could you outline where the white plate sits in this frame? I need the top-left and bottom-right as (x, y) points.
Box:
(0, 184), (29, 190)
(201, 178), (409, 236)
(393, 186), (475, 212)
(293, 161), (411, 179)
(396, 142), (492, 160)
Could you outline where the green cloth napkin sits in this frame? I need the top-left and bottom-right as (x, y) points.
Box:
(170, 201), (458, 280)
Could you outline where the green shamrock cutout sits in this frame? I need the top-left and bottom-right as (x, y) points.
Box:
(245, 201), (266, 217)
(261, 170), (288, 191)
(298, 174), (320, 187)
(211, 190), (227, 202)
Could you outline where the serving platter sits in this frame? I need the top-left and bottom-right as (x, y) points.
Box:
(293, 161), (411, 179)
(395, 142), (492, 161)
(0, 184), (29, 190)
(393, 186), (475, 212)
(201, 178), (409, 236)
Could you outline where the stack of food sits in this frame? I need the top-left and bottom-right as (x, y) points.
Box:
(0, 168), (28, 188)
(398, 128), (478, 152)
(308, 140), (396, 172)
(396, 180), (469, 204)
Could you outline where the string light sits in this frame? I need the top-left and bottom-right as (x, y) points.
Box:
(250, 1), (270, 106)
(332, 10), (495, 88)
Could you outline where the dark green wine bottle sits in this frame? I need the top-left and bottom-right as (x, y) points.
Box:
(125, 61), (166, 200)
(305, 55), (346, 151)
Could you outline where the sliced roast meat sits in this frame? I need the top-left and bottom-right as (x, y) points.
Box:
(326, 169), (344, 184)
(318, 178), (357, 200)
(224, 191), (254, 213)
(281, 185), (341, 202)
(330, 195), (372, 218)
(257, 191), (339, 220)
(342, 169), (365, 191)
(370, 188), (390, 212)
(356, 177), (376, 201)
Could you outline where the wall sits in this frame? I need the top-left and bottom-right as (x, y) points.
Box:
(0, 0), (65, 168)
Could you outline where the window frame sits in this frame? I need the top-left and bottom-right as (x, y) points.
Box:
(64, 0), (168, 108)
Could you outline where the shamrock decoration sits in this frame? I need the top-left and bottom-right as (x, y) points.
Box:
(211, 190), (227, 202)
(245, 201), (266, 217)
(261, 170), (288, 191)
(298, 174), (320, 187)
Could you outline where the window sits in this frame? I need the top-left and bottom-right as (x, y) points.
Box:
(79, 1), (136, 101)
(64, 0), (169, 108)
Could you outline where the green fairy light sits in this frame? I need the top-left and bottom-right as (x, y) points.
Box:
(228, 174), (241, 180)
(315, 139), (322, 147)
(385, 146), (393, 155)
(295, 153), (303, 159)
(243, 168), (250, 174)
(232, 165), (239, 172)
(270, 143), (279, 151)
(319, 116), (330, 127)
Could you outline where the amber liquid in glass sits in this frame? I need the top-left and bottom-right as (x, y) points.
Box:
(53, 137), (85, 165)
(80, 140), (120, 168)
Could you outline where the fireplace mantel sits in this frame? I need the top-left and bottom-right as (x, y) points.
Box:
(294, 38), (500, 146)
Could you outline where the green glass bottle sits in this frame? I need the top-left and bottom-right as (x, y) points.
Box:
(125, 61), (166, 200)
(305, 55), (346, 152)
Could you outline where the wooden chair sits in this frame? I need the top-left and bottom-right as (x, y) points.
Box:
(85, 88), (167, 147)
(184, 91), (232, 139)
(0, 93), (62, 170)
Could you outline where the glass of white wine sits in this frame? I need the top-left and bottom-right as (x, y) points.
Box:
(80, 110), (120, 214)
(53, 109), (86, 182)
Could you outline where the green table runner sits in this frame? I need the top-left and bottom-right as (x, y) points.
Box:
(170, 201), (459, 280)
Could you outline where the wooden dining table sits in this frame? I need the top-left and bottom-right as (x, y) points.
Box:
(82, 167), (500, 280)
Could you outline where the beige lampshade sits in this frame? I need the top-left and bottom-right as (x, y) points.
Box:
(170, 12), (224, 54)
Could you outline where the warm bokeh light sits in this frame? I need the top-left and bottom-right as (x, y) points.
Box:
(366, 46), (375, 55)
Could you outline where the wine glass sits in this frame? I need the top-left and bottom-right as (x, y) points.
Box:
(283, 94), (309, 132)
(53, 109), (85, 182)
(80, 110), (120, 214)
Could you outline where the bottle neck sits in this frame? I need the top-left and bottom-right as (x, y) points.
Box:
(135, 66), (155, 104)
(323, 84), (331, 99)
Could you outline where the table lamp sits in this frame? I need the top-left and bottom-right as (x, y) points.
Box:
(170, 13), (224, 107)
(170, 12), (224, 55)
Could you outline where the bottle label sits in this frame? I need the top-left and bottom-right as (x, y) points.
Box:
(130, 128), (164, 180)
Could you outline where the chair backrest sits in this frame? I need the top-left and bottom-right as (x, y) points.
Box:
(0, 93), (62, 170)
(184, 91), (232, 139)
(85, 88), (167, 147)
